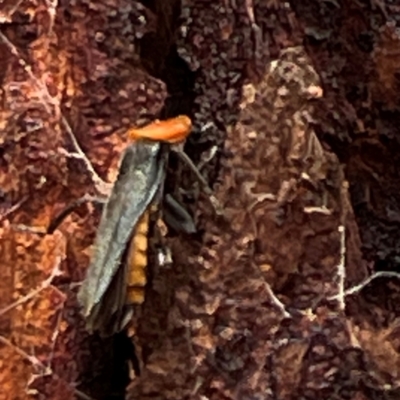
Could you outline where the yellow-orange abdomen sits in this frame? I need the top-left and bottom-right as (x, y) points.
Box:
(126, 211), (150, 305)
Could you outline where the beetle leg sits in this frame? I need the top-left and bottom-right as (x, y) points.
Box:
(47, 194), (107, 234)
(172, 146), (224, 216)
(163, 194), (196, 234)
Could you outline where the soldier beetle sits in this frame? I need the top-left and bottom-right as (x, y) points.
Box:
(77, 116), (192, 336)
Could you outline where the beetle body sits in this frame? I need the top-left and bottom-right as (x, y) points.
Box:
(78, 116), (192, 336)
(78, 141), (167, 335)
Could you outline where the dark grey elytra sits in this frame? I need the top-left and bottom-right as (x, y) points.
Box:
(78, 141), (168, 335)
(77, 140), (197, 336)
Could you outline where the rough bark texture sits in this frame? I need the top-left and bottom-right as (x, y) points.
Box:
(1, 1), (400, 400)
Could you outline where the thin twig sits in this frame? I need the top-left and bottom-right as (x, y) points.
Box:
(334, 179), (349, 312)
(264, 282), (291, 318)
(0, 196), (28, 223)
(303, 206), (332, 215)
(336, 225), (346, 311)
(60, 115), (110, 195)
(0, 336), (47, 371)
(328, 271), (400, 301)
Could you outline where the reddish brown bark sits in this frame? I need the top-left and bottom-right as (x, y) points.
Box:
(1, 1), (400, 400)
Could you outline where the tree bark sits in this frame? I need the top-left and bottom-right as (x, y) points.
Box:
(1, 1), (400, 400)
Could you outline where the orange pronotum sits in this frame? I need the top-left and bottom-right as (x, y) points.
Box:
(127, 115), (192, 143)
